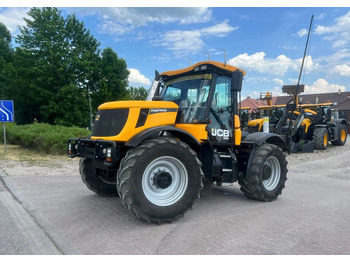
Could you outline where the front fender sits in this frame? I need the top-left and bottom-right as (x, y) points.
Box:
(125, 125), (201, 148)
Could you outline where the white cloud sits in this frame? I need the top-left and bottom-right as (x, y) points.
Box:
(273, 78), (284, 86)
(77, 7), (213, 36)
(128, 68), (151, 87)
(332, 64), (350, 76)
(271, 86), (285, 97)
(0, 7), (30, 34)
(227, 52), (318, 76)
(304, 78), (346, 94)
(296, 28), (308, 38)
(154, 21), (238, 56)
(315, 13), (325, 20)
(201, 20), (238, 37)
(315, 11), (350, 48)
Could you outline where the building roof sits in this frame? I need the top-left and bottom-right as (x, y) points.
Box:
(239, 97), (266, 112)
(274, 91), (350, 110)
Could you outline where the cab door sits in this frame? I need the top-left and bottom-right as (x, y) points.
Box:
(208, 75), (235, 144)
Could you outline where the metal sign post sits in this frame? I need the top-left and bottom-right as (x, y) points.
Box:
(0, 100), (14, 152)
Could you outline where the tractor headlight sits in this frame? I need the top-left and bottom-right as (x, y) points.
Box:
(106, 147), (112, 162)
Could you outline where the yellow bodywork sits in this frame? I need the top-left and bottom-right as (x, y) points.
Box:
(301, 118), (313, 133)
(258, 104), (286, 110)
(304, 108), (317, 115)
(175, 124), (208, 143)
(91, 100), (211, 144)
(247, 118), (264, 131)
(91, 101), (179, 142)
(300, 102), (333, 108)
(234, 115), (242, 145)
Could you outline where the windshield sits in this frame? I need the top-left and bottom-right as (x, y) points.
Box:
(161, 74), (212, 123)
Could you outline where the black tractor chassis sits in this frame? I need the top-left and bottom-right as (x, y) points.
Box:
(67, 138), (121, 170)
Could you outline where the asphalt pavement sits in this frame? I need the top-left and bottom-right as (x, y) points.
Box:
(1, 141), (350, 255)
(0, 170), (60, 255)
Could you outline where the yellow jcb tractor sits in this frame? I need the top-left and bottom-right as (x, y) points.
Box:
(68, 61), (288, 224)
(246, 104), (286, 133)
(299, 103), (347, 150)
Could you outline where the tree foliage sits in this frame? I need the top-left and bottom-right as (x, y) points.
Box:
(9, 7), (129, 127)
(93, 47), (129, 108)
(126, 86), (149, 101)
(0, 22), (14, 99)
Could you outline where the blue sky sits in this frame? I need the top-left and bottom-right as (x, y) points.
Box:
(1, 2), (350, 99)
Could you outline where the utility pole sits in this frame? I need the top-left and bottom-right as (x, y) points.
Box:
(87, 84), (92, 130)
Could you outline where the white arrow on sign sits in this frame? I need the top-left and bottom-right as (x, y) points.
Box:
(0, 102), (13, 121)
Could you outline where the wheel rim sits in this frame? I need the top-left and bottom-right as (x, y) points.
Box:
(323, 132), (328, 147)
(262, 156), (281, 191)
(341, 129), (346, 142)
(142, 156), (188, 206)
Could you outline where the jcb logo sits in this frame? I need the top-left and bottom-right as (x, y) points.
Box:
(211, 128), (230, 138)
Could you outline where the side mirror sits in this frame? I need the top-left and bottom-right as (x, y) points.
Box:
(231, 70), (243, 92)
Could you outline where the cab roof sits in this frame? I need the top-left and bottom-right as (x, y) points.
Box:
(160, 61), (246, 77)
(258, 105), (286, 109)
(299, 102), (333, 108)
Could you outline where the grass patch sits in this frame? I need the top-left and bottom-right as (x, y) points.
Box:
(0, 123), (90, 155)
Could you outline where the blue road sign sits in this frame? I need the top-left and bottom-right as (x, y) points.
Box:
(0, 100), (14, 122)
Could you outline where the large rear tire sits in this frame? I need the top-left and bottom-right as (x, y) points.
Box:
(79, 158), (119, 197)
(331, 124), (347, 146)
(117, 137), (203, 224)
(313, 127), (329, 150)
(238, 144), (288, 201)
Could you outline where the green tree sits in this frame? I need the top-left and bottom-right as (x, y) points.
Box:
(93, 47), (129, 108)
(14, 7), (101, 126)
(0, 22), (15, 99)
(126, 86), (148, 100)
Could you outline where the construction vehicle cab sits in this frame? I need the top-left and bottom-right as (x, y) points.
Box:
(68, 61), (288, 224)
(247, 104), (286, 133)
(239, 107), (250, 128)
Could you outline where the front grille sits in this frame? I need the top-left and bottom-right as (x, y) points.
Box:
(92, 109), (129, 137)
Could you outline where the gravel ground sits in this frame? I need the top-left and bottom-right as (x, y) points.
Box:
(0, 137), (349, 178)
(0, 145), (79, 177)
(286, 136), (350, 180)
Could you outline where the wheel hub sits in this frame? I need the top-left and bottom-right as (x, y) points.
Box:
(262, 165), (272, 181)
(262, 156), (281, 191)
(153, 170), (172, 189)
(142, 156), (188, 206)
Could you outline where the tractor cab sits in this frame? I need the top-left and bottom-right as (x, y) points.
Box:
(153, 61), (246, 145)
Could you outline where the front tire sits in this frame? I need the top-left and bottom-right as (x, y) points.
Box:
(238, 144), (288, 201)
(117, 137), (203, 224)
(313, 127), (329, 150)
(79, 158), (119, 197)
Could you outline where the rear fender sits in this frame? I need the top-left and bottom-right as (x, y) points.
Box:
(333, 118), (347, 126)
(242, 132), (287, 151)
(237, 132), (287, 177)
